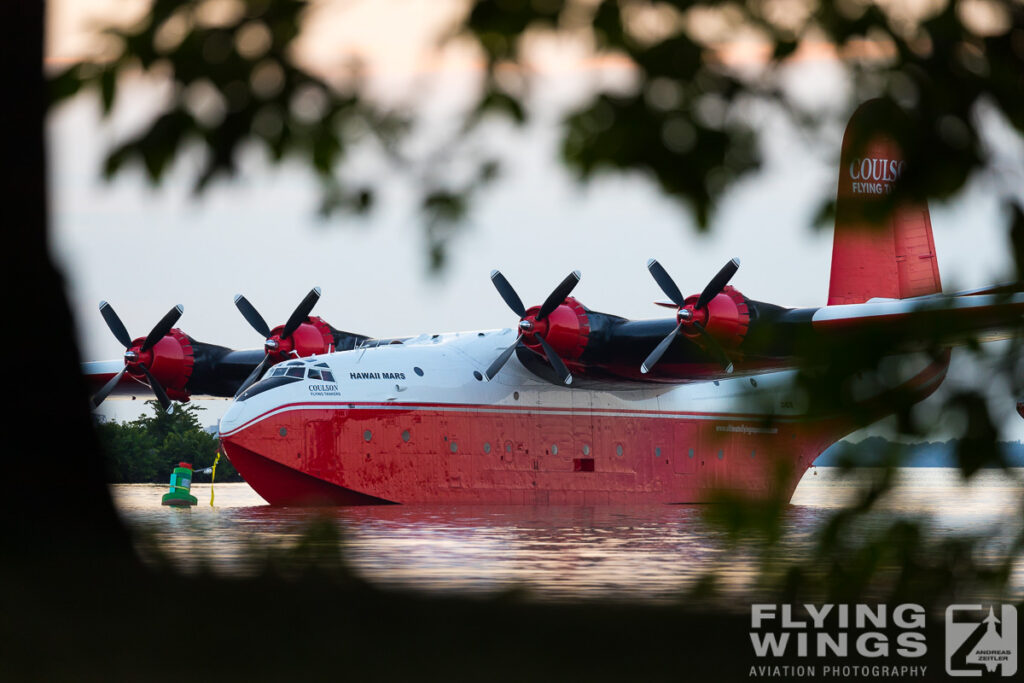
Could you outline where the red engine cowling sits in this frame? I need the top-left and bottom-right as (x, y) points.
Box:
(1017, 401), (1024, 420)
(520, 297), (590, 366)
(265, 316), (335, 362)
(126, 328), (194, 401)
(678, 285), (750, 348)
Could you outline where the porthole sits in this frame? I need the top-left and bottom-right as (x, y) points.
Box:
(750, 449), (756, 458)
(713, 380), (720, 386)
(513, 391), (520, 400)
(363, 429), (372, 442)
(401, 430), (410, 442)
(717, 449), (724, 460)
(688, 448), (694, 459)
(616, 444), (624, 457)
(582, 444), (590, 456)
(473, 371), (483, 381)
(655, 447), (662, 458)
(484, 442), (491, 454)
(551, 444), (558, 455)
(414, 366), (424, 376)
(450, 442), (458, 453)
(279, 427), (287, 437)
(505, 443), (512, 454)
(750, 378), (758, 387)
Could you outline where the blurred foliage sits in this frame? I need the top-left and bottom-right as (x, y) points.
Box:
(466, 0), (1024, 230)
(96, 400), (240, 482)
(49, 0), (1024, 267)
(50, 0), (399, 211)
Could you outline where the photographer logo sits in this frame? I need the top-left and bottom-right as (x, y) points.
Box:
(946, 605), (1017, 677)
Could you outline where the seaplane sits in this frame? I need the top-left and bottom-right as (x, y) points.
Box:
(83, 101), (1024, 505)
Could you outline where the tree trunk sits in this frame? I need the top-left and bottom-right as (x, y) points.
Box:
(4, 0), (134, 566)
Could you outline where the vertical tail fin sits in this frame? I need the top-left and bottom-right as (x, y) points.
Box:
(828, 100), (942, 305)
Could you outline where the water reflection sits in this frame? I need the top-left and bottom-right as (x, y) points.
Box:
(112, 468), (1023, 601)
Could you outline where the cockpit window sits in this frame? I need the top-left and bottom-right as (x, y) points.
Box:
(270, 366), (287, 377)
(286, 367), (305, 378)
(315, 362), (329, 368)
(321, 370), (335, 382)
(236, 375), (301, 401)
(308, 369), (322, 380)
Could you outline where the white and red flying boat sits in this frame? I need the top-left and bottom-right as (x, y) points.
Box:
(84, 101), (1024, 505)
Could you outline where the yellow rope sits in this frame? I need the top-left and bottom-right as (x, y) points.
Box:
(209, 452), (221, 507)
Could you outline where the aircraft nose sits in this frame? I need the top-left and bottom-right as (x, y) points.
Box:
(219, 399), (249, 435)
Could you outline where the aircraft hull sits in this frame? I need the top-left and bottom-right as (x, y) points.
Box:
(220, 401), (849, 505)
(218, 329), (950, 506)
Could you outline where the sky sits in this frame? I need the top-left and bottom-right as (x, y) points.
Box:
(46, 1), (1024, 437)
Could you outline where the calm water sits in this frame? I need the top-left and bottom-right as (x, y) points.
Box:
(112, 468), (1024, 602)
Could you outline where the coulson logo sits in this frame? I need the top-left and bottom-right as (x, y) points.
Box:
(749, 604), (928, 679)
(308, 383), (340, 396)
(848, 157), (906, 195)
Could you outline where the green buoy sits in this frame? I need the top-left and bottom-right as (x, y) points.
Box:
(162, 462), (198, 507)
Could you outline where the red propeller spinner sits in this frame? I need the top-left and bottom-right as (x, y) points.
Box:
(92, 302), (194, 413)
(485, 270), (589, 385)
(232, 287), (333, 397)
(641, 258), (750, 375)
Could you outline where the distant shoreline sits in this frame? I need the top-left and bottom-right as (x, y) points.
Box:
(814, 437), (1024, 468)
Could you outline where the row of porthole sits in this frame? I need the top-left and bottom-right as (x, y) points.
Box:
(302, 427), (755, 460)
(460, 374), (761, 387)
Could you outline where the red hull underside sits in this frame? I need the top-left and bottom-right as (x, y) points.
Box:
(224, 440), (395, 505)
(220, 403), (852, 506)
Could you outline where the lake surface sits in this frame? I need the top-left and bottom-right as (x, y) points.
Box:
(112, 468), (1024, 602)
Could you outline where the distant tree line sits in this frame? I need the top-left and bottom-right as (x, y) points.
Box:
(96, 401), (241, 483)
(818, 436), (1024, 468)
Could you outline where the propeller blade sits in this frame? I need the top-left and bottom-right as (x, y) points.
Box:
(641, 322), (683, 374)
(141, 305), (184, 352)
(91, 365), (128, 409)
(98, 301), (133, 348)
(536, 334), (573, 385)
(234, 354), (270, 398)
(489, 271), (527, 318)
(234, 294), (272, 338)
(282, 287), (321, 339)
(696, 258), (740, 310)
(646, 260), (685, 308)
(693, 322), (734, 374)
(537, 270), (581, 321)
(140, 364), (174, 414)
(484, 335), (523, 381)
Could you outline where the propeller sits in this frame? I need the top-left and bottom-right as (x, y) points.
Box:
(92, 301), (183, 413)
(641, 258), (740, 375)
(485, 270), (580, 385)
(232, 287), (322, 397)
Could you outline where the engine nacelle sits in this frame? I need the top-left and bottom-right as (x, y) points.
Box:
(126, 328), (194, 401)
(265, 316), (335, 362)
(520, 296), (590, 364)
(678, 285), (750, 348)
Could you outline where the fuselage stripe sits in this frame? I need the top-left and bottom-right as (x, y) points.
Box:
(219, 401), (801, 437)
